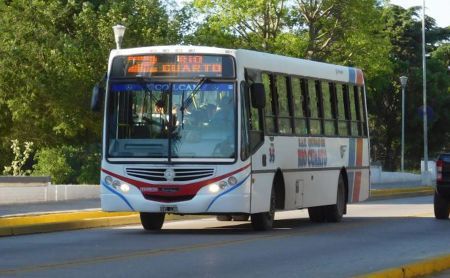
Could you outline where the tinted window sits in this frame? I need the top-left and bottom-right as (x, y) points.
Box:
(349, 86), (358, 136)
(276, 75), (292, 134)
(262, 73), (275, 133)
(336, 84), (349, 136)
(439, 154), (450, 162)
(308, 80), (321, 135)
(358, 86), (367, 136)
(292, 77), (307, 135)
(321, 81), (335, 135)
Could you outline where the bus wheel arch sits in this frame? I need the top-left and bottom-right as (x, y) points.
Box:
(250, 169), (285, 230)
(340, 168), (349, 214)
(273, 168), (285, 210)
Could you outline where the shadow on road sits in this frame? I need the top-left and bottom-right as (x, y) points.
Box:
(117, 214), (448, 236)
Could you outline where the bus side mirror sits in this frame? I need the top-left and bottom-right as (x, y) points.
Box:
(91, 84), (105, 112)
(250, 83), (265, 109)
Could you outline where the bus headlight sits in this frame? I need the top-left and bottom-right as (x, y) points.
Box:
(112, 180), (121, 189)
(104, 176), (113, 185)
(228, 176), (237, 185)
(209, 183), (220, 193)
(218, 181), (227, 189)
(120, 183), (130, 193)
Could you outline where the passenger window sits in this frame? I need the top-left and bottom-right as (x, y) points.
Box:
(291, 77), (307, 135)
(336, 84), (349, 136)
(321, 81), (335, 135)
(353, 86), (362, 136)
(308, 80), (321, 135)
(262, 73), (276, 134)
(348, 86), (358, 136)
(276, 75), (292, 134)
(358, 86), (367, 136)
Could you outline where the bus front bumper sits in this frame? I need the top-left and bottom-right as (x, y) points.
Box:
(100, 177), (251, 214)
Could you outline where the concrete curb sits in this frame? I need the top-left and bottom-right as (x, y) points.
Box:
(369, 186), (433, 200)
(355, 253), (450, 278)
(0, 211), (205, 237)
(0, 211), (138, 237)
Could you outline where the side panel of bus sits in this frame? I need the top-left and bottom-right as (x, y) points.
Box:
(250, 136), (369, 214)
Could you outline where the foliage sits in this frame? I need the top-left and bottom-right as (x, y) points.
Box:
(0, 0), (181, 181)
(368, 4), (450, 170)
(0, 0), (449, 176)
(193, 0), (289, 51)
(33, 145), (101, 184)
(2, 139), (34, 176)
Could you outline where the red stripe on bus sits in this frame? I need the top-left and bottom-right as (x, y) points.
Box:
(356, 138), (363, 167)
(352, 171), (361, 202)
(101, 164), (251, 197)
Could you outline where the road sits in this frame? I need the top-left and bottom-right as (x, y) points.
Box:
(0, 196), (449, 278)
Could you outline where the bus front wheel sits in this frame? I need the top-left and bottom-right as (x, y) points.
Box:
(140, 212), (165, 230)
(251, 186), (276, 231)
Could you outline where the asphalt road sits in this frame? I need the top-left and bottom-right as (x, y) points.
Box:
(0, 196), (449, 278)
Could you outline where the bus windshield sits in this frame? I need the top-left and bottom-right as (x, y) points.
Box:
(106, 81), (236, 160)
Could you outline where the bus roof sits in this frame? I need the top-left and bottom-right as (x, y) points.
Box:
(109, 45), (364, 85)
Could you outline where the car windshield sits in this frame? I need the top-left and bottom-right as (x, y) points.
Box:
(106, 81), (236, 160)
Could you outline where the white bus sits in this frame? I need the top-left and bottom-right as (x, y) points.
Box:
(92, 45), (370, 231)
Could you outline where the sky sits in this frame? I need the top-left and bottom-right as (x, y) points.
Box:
(389, 0), (450, 27)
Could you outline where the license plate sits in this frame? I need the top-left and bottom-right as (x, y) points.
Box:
(160, 206), (178, 213)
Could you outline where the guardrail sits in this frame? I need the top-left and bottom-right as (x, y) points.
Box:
(0, 176), (99, 204)
(0, 176), (51, 185)
(0, 166), (435, 205)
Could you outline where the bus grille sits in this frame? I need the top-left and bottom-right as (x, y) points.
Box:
(125, 168), (215, 182)
(143, 195), (195, 203)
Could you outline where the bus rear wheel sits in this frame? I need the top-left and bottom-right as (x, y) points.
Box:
(216, 215), (232, 221)
(232, 215), (250, 221)
(251, 186), (276, 231)
(434, 191), (450, 220)
(308, 206), (326, 222)
(324, 175), (346, 222)
(308, 174), (346, 223)
(140, 212), (165, 230)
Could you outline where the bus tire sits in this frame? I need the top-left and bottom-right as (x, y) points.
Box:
(251, 186), (276, 231)
(216, 215), (232, 221)
(232, 215), (250, 221)
(308, 206), (326, 222)
(324, 174), (346, 222)
(434, 191), (450, 220)
(140, 212), (165, 230)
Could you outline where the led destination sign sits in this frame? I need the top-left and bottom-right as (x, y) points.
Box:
(111, 54), (235, 78)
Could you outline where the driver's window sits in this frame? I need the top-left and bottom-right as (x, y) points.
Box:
(244, 69), (264, 153)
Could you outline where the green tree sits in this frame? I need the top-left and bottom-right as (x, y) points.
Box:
(369, 4), (450, 170)
(0, 0), (181, 179)
(290, 0), (392, 78)
(193, 0), (289, 51)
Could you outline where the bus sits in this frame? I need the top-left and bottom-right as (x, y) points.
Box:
(91, 45), (370, 231)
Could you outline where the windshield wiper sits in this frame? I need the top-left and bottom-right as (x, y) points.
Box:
(135, 76), (170, 124)
(135, 76), (159, 103)
(180, 77), (209, 112)
(179, 77), (209, 128)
